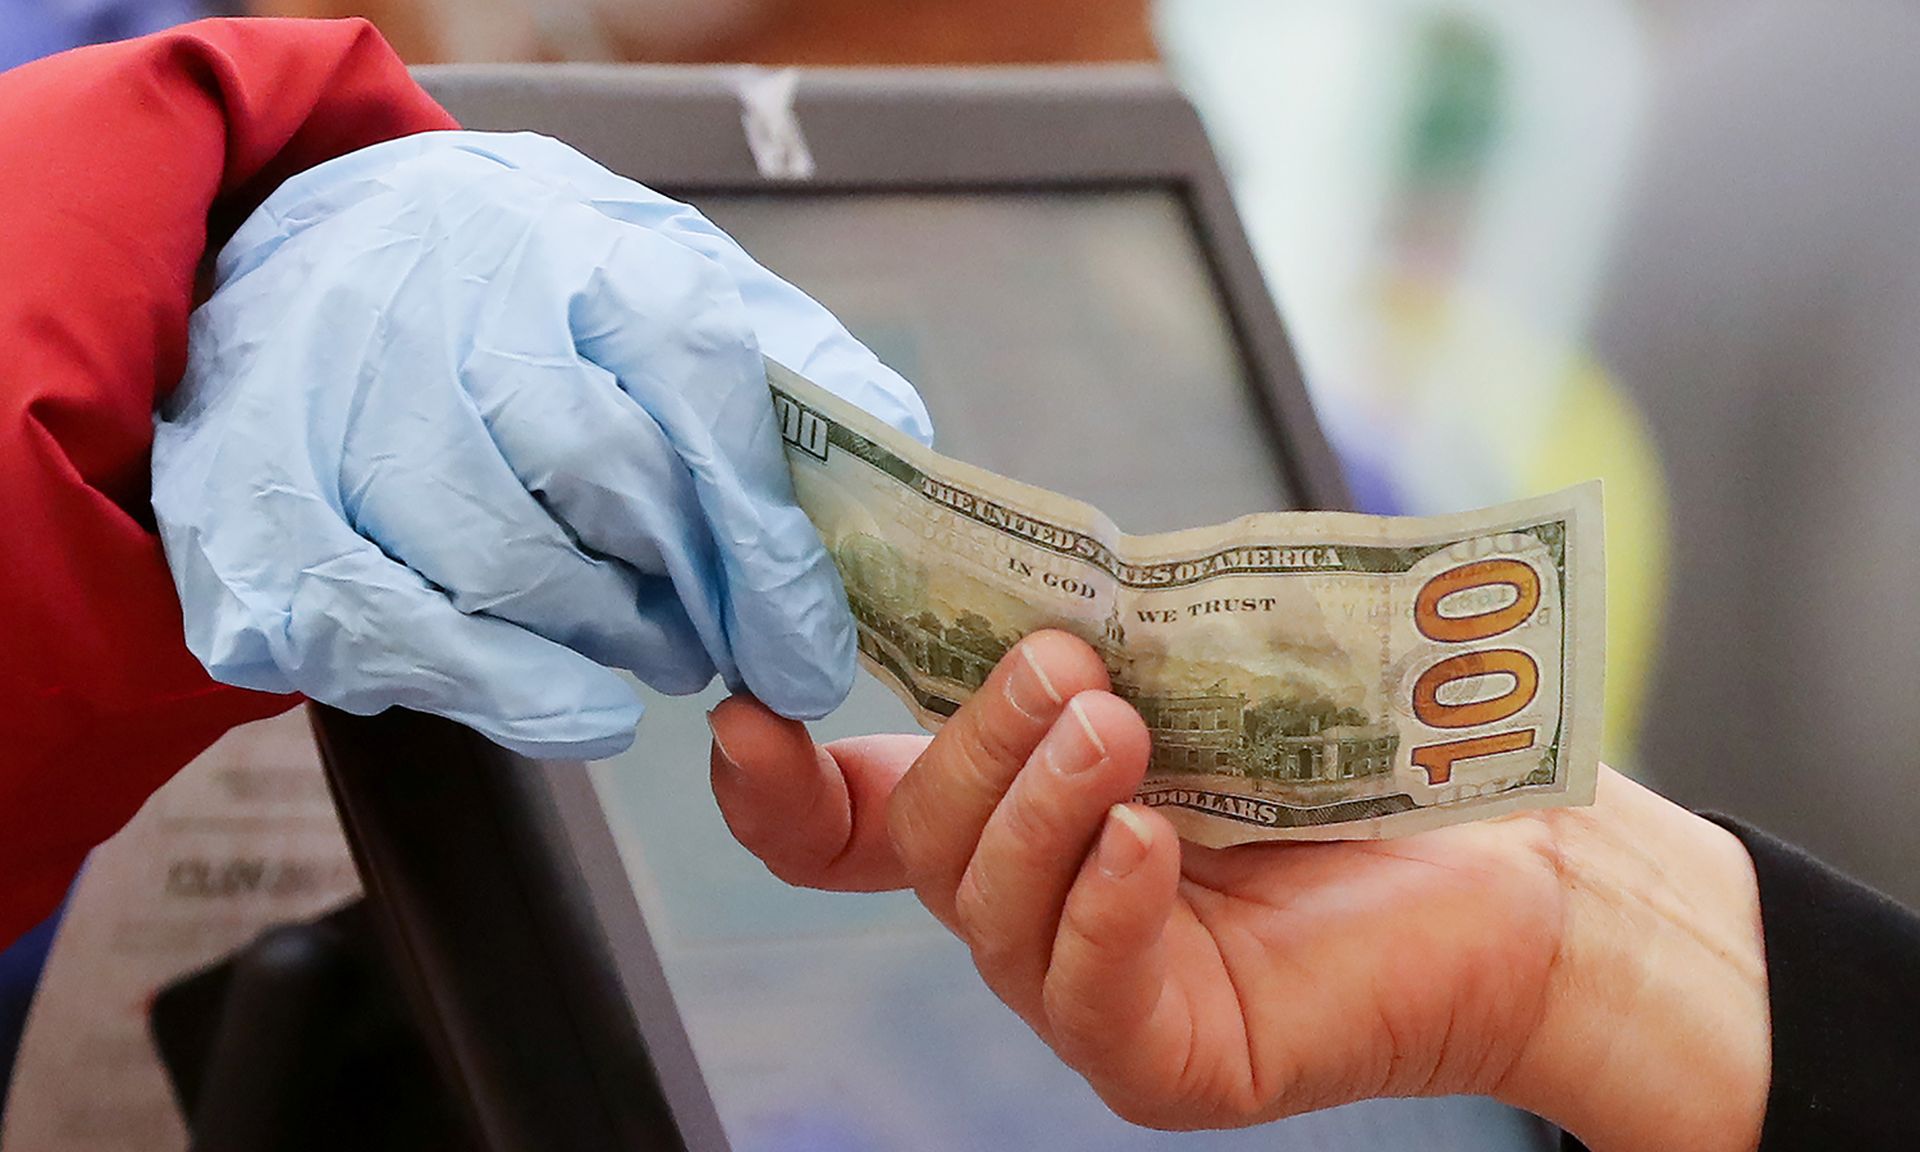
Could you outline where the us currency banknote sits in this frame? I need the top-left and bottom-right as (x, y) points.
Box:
(770, 362), (1604, 845)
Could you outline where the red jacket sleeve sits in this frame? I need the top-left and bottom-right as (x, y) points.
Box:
(0, 18), (458, 949)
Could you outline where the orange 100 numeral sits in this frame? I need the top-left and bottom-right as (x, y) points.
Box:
(1409, 559), (1543, 786)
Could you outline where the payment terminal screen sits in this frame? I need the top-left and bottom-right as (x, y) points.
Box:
(587, 190), (1549, 1152)
(699, 189), (1294, 533)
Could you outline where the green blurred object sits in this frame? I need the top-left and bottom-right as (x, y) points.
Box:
(1400, 15), (1506, 190)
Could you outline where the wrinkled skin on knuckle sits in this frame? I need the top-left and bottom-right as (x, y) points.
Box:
(884, 780), (934, 879)
(951, 713), (1031, 793)
(952, 874), (1040, 995)
(996, 782), (1069, 856)
(886, 814), (962, 936)
(1035, 947), (1182, 1110)
(949, 865), (997, 951)
(1038, 973), (1107, 1062)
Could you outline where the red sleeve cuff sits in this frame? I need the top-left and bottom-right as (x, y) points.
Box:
(0, 18), (456, 947)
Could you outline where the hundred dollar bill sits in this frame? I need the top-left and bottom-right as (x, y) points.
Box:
(769, 361), (1604, 846)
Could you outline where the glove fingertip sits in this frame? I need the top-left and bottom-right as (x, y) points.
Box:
(743, 618), (858, 723)
(486, 719), (642, 763)
(762, 676), (853, 724)
(470, 669), (645, 762)
(832, 367), (934, 448)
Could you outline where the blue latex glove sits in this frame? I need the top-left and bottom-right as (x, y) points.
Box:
(153, 131), (932, 760)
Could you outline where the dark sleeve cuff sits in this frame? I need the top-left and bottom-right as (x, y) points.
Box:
(1706, 815), (1920, 1150)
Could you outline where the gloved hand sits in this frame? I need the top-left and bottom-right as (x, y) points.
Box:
(153, 130), (932, 760)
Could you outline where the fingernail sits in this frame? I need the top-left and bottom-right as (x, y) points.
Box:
(1039, 696), (1109, 777)
(707, 710), (742, 777)
(707, 711), (768, 840)
(1097, 805), (1153, 878)
(1005, 641), (1064, 723)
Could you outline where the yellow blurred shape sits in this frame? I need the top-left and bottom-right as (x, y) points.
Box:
(1522, 358), (1669, 769)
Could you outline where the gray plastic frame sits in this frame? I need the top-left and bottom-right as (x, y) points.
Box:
(312, 63), (1349, 1152)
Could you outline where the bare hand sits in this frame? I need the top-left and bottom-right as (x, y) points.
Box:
(709, 631), (1770, 1150)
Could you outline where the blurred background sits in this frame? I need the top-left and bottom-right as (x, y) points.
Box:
(13, 0), (1891, 896)
(5, 0), (1919, 1148)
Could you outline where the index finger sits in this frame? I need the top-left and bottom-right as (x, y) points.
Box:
(886, 630), (1113, 929)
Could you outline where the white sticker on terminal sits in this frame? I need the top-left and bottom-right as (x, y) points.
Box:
(736, 67), (816, 181)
